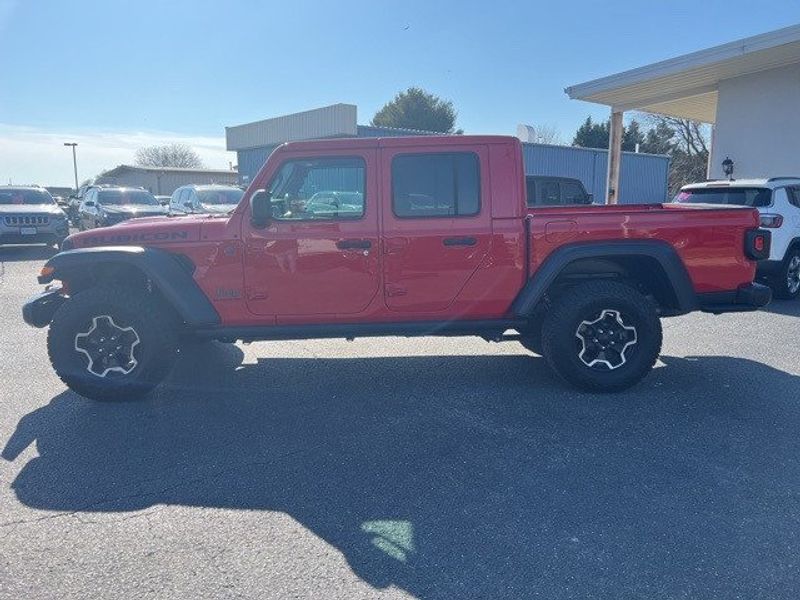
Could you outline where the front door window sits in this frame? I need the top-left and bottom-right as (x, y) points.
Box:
(268, 157), (366, 221)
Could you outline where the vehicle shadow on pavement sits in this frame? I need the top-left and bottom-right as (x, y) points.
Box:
(4, 344), (800, 598)
(761, 298), (800, 317)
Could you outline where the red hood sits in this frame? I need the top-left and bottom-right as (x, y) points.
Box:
(66, 215), (215, 249)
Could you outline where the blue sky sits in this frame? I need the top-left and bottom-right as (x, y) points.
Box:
(2, 0), (799, 185)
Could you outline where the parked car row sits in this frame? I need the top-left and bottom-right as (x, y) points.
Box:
(62, 184), (244, 232)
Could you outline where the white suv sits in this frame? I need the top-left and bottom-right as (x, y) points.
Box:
(676, 178), (800, 300)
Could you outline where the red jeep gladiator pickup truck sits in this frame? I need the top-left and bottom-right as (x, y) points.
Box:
(23, 135), (771, 400)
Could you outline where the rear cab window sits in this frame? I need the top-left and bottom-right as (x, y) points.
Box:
(391, 152), (480, 218)
(674, 187), (772, 207)
(561, 181), (588, 203)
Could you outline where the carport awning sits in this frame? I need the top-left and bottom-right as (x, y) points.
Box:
(565, 24), (800, 123)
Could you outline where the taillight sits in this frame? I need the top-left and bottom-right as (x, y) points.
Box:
(759, 214), (783, 228)
(745, 229), (771, 260)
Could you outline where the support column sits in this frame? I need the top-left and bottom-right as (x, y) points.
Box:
(606, 110), (623, 204)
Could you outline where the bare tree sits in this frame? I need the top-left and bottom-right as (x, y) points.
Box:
(520, 123), (563, 145)
(532, 124), (562, 145)
(639, 113), (711, 195)
(134, 143), (204, 169)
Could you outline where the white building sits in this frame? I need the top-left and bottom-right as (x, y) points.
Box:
(566, 24), (800, 199)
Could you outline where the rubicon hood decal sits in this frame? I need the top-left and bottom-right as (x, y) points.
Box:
(84, 230), (191, 244)
(68, 218), (205, 248)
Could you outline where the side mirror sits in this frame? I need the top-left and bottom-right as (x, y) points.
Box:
(183, 201), (194, 210)
(584, 194), (594, 204)
(84, 200), (96, 207)
(250, 189), (272, 228)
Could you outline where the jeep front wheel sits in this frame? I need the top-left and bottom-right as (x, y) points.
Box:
(47, 287), (178, 401)
(541, 281), (662, 393)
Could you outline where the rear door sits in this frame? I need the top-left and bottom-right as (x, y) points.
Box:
(380, 145), (492, 313)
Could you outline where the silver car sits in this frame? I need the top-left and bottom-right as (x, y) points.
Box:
(0, 186), (70, 248)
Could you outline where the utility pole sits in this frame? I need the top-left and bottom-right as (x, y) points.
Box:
(63, 142), (79, 192)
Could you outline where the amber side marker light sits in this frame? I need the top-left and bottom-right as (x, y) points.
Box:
(39, 266), (55, 278)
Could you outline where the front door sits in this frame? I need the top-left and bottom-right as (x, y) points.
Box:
(380, 146), (492, 313)
(243, 150), (380, 319)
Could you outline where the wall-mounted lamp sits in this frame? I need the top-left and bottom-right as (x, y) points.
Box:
(722, 156), (734, 180)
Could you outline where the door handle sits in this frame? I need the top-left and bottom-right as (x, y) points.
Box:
(336, 239), (372, 250)
(443, 237), (477, 247)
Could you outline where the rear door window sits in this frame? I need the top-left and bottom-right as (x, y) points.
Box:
(788, 186), (800, 208)
(392, 152), (480, 218)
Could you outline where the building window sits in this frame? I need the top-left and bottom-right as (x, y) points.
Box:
(392, 152), (480, 218)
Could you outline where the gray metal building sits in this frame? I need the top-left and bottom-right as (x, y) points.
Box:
(226, 104), (670, 203)
(522, 143), (669, 204)
(96, 165), (238, 195)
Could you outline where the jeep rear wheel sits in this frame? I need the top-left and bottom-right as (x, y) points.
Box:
(47, 287), (178, 401)
(541, 281), (662, 393)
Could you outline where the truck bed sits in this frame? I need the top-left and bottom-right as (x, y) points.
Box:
(526, 203), (761, 294)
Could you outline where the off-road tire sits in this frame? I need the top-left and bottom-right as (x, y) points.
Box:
(541, 281), (662, 393)
(47, 286), (178, 401)
(772, 247), (800, 300)
(519, 316), (545, 355)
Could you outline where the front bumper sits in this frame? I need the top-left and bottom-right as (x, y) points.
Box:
(698, 282), (772, 314)
(22, 287), (66, 328)
(0, 224), (69, 246)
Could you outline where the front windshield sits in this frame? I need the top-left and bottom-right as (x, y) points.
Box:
(197, 188), (243, 206)
(98, 190), (159, 206)
(674, 187), (771, 207)
(0, 188), (54, 205)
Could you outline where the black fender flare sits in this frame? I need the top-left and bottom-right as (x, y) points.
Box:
(511, 240), (698, 317)
(38, 246), (220, 327)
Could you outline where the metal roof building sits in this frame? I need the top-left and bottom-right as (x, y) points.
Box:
(96, 165), (238, 195)
(567, 24), (800, 193)
(226, 104), (670, 203)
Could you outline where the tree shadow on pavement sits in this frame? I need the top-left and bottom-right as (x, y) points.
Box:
(4, 344), (800, 599)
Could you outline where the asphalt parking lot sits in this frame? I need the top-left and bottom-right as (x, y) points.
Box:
(1, 244), (800, 599)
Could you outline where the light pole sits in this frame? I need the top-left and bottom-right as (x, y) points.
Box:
(63, 142), (79, 192)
